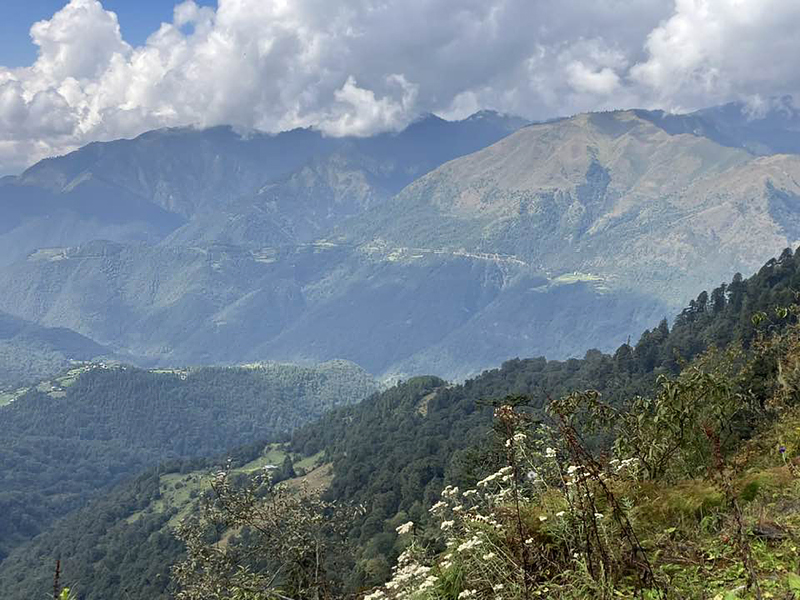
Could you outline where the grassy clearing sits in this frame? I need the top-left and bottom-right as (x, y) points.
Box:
(124, 444), (326, 527)
(284, 463), (333, 493)
(296, 450), (324, 471)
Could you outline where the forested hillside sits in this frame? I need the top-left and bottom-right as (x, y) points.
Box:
(0, 360), (376, 564)
(5, 248), (799, 598)
(288, 247), (800, 583)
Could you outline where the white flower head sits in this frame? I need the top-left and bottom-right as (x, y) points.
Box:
(395, 521), (414, 535)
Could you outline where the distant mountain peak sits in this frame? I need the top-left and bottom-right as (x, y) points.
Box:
(409, 112), (448, 125)
(464, 109), (504, 120)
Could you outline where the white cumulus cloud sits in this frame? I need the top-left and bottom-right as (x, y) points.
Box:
(0, 0), (799, 174)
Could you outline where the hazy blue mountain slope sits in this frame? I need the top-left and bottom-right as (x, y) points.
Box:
(257, 252), (667, 378)
(0, 239), (667, 378)
(16, 125), (335, 218)
(0, 241), (311, 362)
(689, 97), (800, 155)
(163, 112), (530, 247)
(0, 311), (109, 389)
(628, 99), (800, 155)
(0, 176), (183, 266)
(164, 152), (393, 247)
(384, 278), (666, 380)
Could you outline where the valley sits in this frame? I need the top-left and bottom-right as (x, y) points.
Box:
(5, 2), (800, 597)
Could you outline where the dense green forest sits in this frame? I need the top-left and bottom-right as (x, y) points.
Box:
(4, 248), (800, 599)
(0, 360), (376, 564)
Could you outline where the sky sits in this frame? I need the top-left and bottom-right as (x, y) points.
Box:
(0, 1), (217, 67)
(1, 0), (799, 175)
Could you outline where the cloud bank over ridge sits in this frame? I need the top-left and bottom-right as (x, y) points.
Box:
(1, 0), (799, 173)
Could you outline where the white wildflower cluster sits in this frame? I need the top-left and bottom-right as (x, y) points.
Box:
(504, 432), (526, 448)
(545, 447), (557, 458)
(609, 457), (640, 477)
(429, 500), (447, 514)
(458, 589), (478, 599)
(564, 464), (589, 487)
(395, 521), (414, 535)
(440, 520), (455, 531)
(441, 485), (460, 498)
(384, 562), (431, 590)
(457, 535), (483, 553)
(466, 513), (503, 530)
(493, 487), (512, 500)
(417, 574), (438, 592)
(376, 547), (438, 599)
(477, 466), (513, 487)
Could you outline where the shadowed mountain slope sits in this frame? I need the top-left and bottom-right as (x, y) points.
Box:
(0, 112), (527, 265)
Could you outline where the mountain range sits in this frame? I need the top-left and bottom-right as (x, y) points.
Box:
(1, 101), (800, 379)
